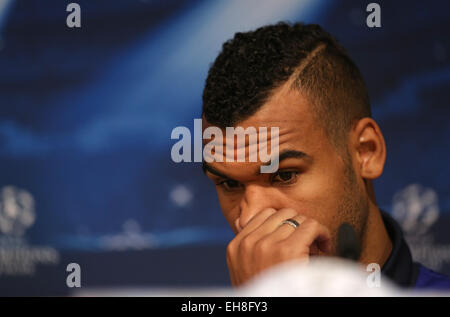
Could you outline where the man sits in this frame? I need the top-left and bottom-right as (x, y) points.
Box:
(200, 22), (450, 290)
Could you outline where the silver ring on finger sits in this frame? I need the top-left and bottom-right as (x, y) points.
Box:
(280, 218), (300, 229)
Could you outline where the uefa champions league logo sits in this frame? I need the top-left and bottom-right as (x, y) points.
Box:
(392, 183), (450, 271)
(392, 183), (439, 236)
(0, 186), (36, 237)
(0, 185), (59, 276)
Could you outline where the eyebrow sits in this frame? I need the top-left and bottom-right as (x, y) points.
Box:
(202, 149), (311, 179)
(202, 161), (233, 180)
(262, 149), (312, 168)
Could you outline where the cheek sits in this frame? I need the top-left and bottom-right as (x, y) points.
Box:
(281, 169), (344, 228)
(217, 190), (241, 232)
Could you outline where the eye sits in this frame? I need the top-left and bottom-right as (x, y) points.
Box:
(272, 171), (299, 185)
(217, 179), (242, 191)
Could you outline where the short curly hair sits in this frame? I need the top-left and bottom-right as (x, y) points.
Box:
(202, 22), (371, 149)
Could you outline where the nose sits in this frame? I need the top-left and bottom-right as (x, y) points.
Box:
(237, 184), (282, 231)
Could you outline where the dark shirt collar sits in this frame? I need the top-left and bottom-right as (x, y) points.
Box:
(380, 210), (419, 287)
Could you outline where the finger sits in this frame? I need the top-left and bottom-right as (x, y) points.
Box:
(284, 218), (332, 254)
(227, 208), (277, 286)
(269, 214), (307, 242)
(240, 208), (299, 246)
(236, 208), (277, 238)
(225, 246), (237, 286)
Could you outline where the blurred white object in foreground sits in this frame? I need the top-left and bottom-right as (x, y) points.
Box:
(235, 257), (401, 297)
(74, 257), (450, 296)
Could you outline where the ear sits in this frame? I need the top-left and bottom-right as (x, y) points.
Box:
(352, 118), (386, 180)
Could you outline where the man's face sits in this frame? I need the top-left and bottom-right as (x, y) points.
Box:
(203, 85), (369, 256)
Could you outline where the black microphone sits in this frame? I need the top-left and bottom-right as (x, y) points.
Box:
(337, 222), (361, 261)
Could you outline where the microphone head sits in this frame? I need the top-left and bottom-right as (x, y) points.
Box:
(337, 222), (361, 261)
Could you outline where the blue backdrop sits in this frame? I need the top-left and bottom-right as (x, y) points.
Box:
(0, 0), (449, 295)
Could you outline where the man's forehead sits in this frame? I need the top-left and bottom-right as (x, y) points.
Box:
(200, 86), (324, 171)
(202, 147), (313, 181)
(202, 86), (314, 131)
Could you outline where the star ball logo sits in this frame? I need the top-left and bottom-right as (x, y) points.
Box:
(0, 186), (35, 237)
(393, 183), (450, 271)
(0, 186), (59, 276)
